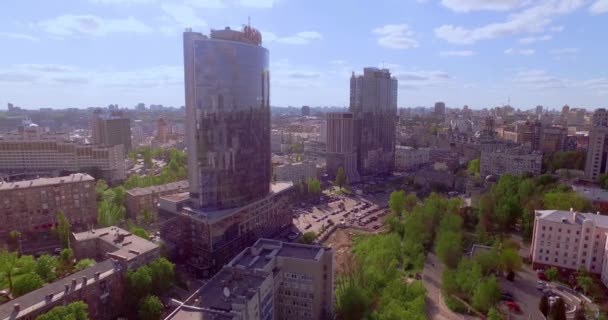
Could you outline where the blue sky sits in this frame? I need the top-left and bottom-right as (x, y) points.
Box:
(1, 0), (607, 110)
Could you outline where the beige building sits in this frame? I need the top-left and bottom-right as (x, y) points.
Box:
(0, 173), (96, 235)
(165, 238), (334, 320)
(273, 162), (317, 183)
(531, 210), (608, 288)
(394, 146), (430, 171)
(0, 129), (126, 182)
(92, 110), (132, 151)
(126, 180), (188, 222)
(479, 149), (542, 177)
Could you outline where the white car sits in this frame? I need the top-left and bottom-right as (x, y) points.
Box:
(536, 281), (546, 290)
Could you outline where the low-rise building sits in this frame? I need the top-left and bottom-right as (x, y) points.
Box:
(165, 238), (334, 320)
(160, 182), (295, 277)
(530, 210), (608, 288)
(480, 150), (542, 177)
(0, 173), (96, 235)
(125, 180), (189, 222)
(273, 162), (317, 183)
(0, 226), (159, 320)
(394, 146), (430, 171)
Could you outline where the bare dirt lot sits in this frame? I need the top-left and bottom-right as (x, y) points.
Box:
(322, 228), (369, 274)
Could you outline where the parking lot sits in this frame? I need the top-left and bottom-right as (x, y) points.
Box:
(292, 195), (389, 236)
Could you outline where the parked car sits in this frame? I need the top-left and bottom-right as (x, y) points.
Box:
(536, 281), (547, 290)
(537, 270), (548, 281)
(504, 301), (521, 313)
(304, 224), (312, 230)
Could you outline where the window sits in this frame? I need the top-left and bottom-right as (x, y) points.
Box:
(549, 227), (553, 231)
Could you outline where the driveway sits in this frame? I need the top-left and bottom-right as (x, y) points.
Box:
(423, 253), (478, 320)
(499, 267), (545, 319)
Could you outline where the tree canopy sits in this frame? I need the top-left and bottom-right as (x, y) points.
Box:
(35, 301), (89, 320)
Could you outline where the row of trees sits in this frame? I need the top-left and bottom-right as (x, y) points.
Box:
(0, 248), (94, 297)
(125, 258), (175, 320)
(123, 148), (187, 190)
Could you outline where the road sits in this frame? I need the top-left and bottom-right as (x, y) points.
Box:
(499, 267), (545, 319)
(423, 253), (478, 320)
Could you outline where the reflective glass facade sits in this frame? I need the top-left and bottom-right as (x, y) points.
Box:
(184, 30), (271, 210)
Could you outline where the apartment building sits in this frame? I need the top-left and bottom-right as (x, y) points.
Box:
(479, 149), (542, 177)
(394, 146), (430, 171)
(0, 226), (159, 320)
(0, 173), (96, 235)
(530, 210), (608, 288)
(92, 110), (132, 151)
(0, 130), (126, 182)
(125, 180), (188, 222)
(165, 238), (334, 320)
(585, 125), (608, 181)
(273, 162), (317, 183)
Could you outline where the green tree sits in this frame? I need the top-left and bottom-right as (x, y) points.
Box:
(141, 208), (153, 224)
(35, 255), (58, 282)
(467, 158), (480, 176)
(404, 193), (418, 212)
(35, 301), (89, 320)
(130, 227), (150, 239)
(74, 259), (96, 272)
(545, 267), (559, 282)
(335, 280), (370, 320)
(126, 266), (153, 302)
(474, 249), (501, 275)
(549, 298), (567, 320)
(487, 307), (501, 320)
(12, 273), (44, 297)
(0, 250), (20, 292)
(500, 248), (522, 274)
(149, 258), (175, 294)
(435, 230), (462, 269)
(138, 295), (164, 320)
(143, 148), (153, 168)
(574, 307), (587, 320)
(543, 191), (590, 212)
(112, 186), (127, 206)
(58, 248), (74, 274)
(576, 274), (594, 296)
(335, 166), (346, 190)
(389, 190), (406, 216)
(539, 294), (550, 316)
(95, 180), (109, 200)
(97, 200), (126, 227)
(472, 276), (501, 314)
(56, 210), (71, 249)
(300, 231), (316, 244)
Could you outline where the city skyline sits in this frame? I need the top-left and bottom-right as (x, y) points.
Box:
(1, 0), (608, 109)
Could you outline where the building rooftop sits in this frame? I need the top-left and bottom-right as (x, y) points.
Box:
(181, 182), (293, 224)
(536, 210), (608, 228)
(0, 259), (119, 320)
(572, 185), (608, 202)
(229, 238), (329, 270)
(73, 226), (158, 262)
(166, 266), (268, 320)
(159, 192), (190, 203)
(127, 180), (188, 197)
(0, 173), (93, 191)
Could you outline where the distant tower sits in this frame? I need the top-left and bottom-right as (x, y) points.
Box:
(301, 105), (311, 117)
(349, 67), (398, 176)
(156, 117), (168, 143)
(434, 102), (446, 117)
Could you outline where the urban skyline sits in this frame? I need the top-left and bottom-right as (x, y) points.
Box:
(1, 0), (608, 109)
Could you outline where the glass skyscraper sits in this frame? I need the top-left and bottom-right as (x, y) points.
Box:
(183, 26), (271, 210)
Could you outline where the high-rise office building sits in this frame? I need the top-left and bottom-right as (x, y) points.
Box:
(184, 26), (270, 210)
(91, 110), (132, 151)
(434, 101), (446, 117)
(160, 26), (293, 277)
(301, 105), (311, 116)
(326, 112), (359, 182)
(586, 109), (608, 181)
(349, 67), (397, 176)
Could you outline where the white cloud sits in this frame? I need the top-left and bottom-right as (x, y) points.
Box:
(38, 15), (153, 36)
(504, 48), (535, 55)
(519, 34), (552, 44)
(184, 0), (226, 8)
(550, 47), (579, 55)
(394, 70), (451, 89)
(0, 32), (39, 41)
(238, 0), (278, 7)
(440, 0), (528, 12)
(550, 25), (565, 32)
(590, 0), (608, 14)
(435, 0), (585, 44)
(582, 78), (608, 95)
(372, 24), (419, 49)
(89, 0), (155, 4)
(329, 60), (347, 65)
(439, 50), (476, 56)
(510, 69), (566, 88)
(159, 3), (207, 36)
(262, 31), (322, 45)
